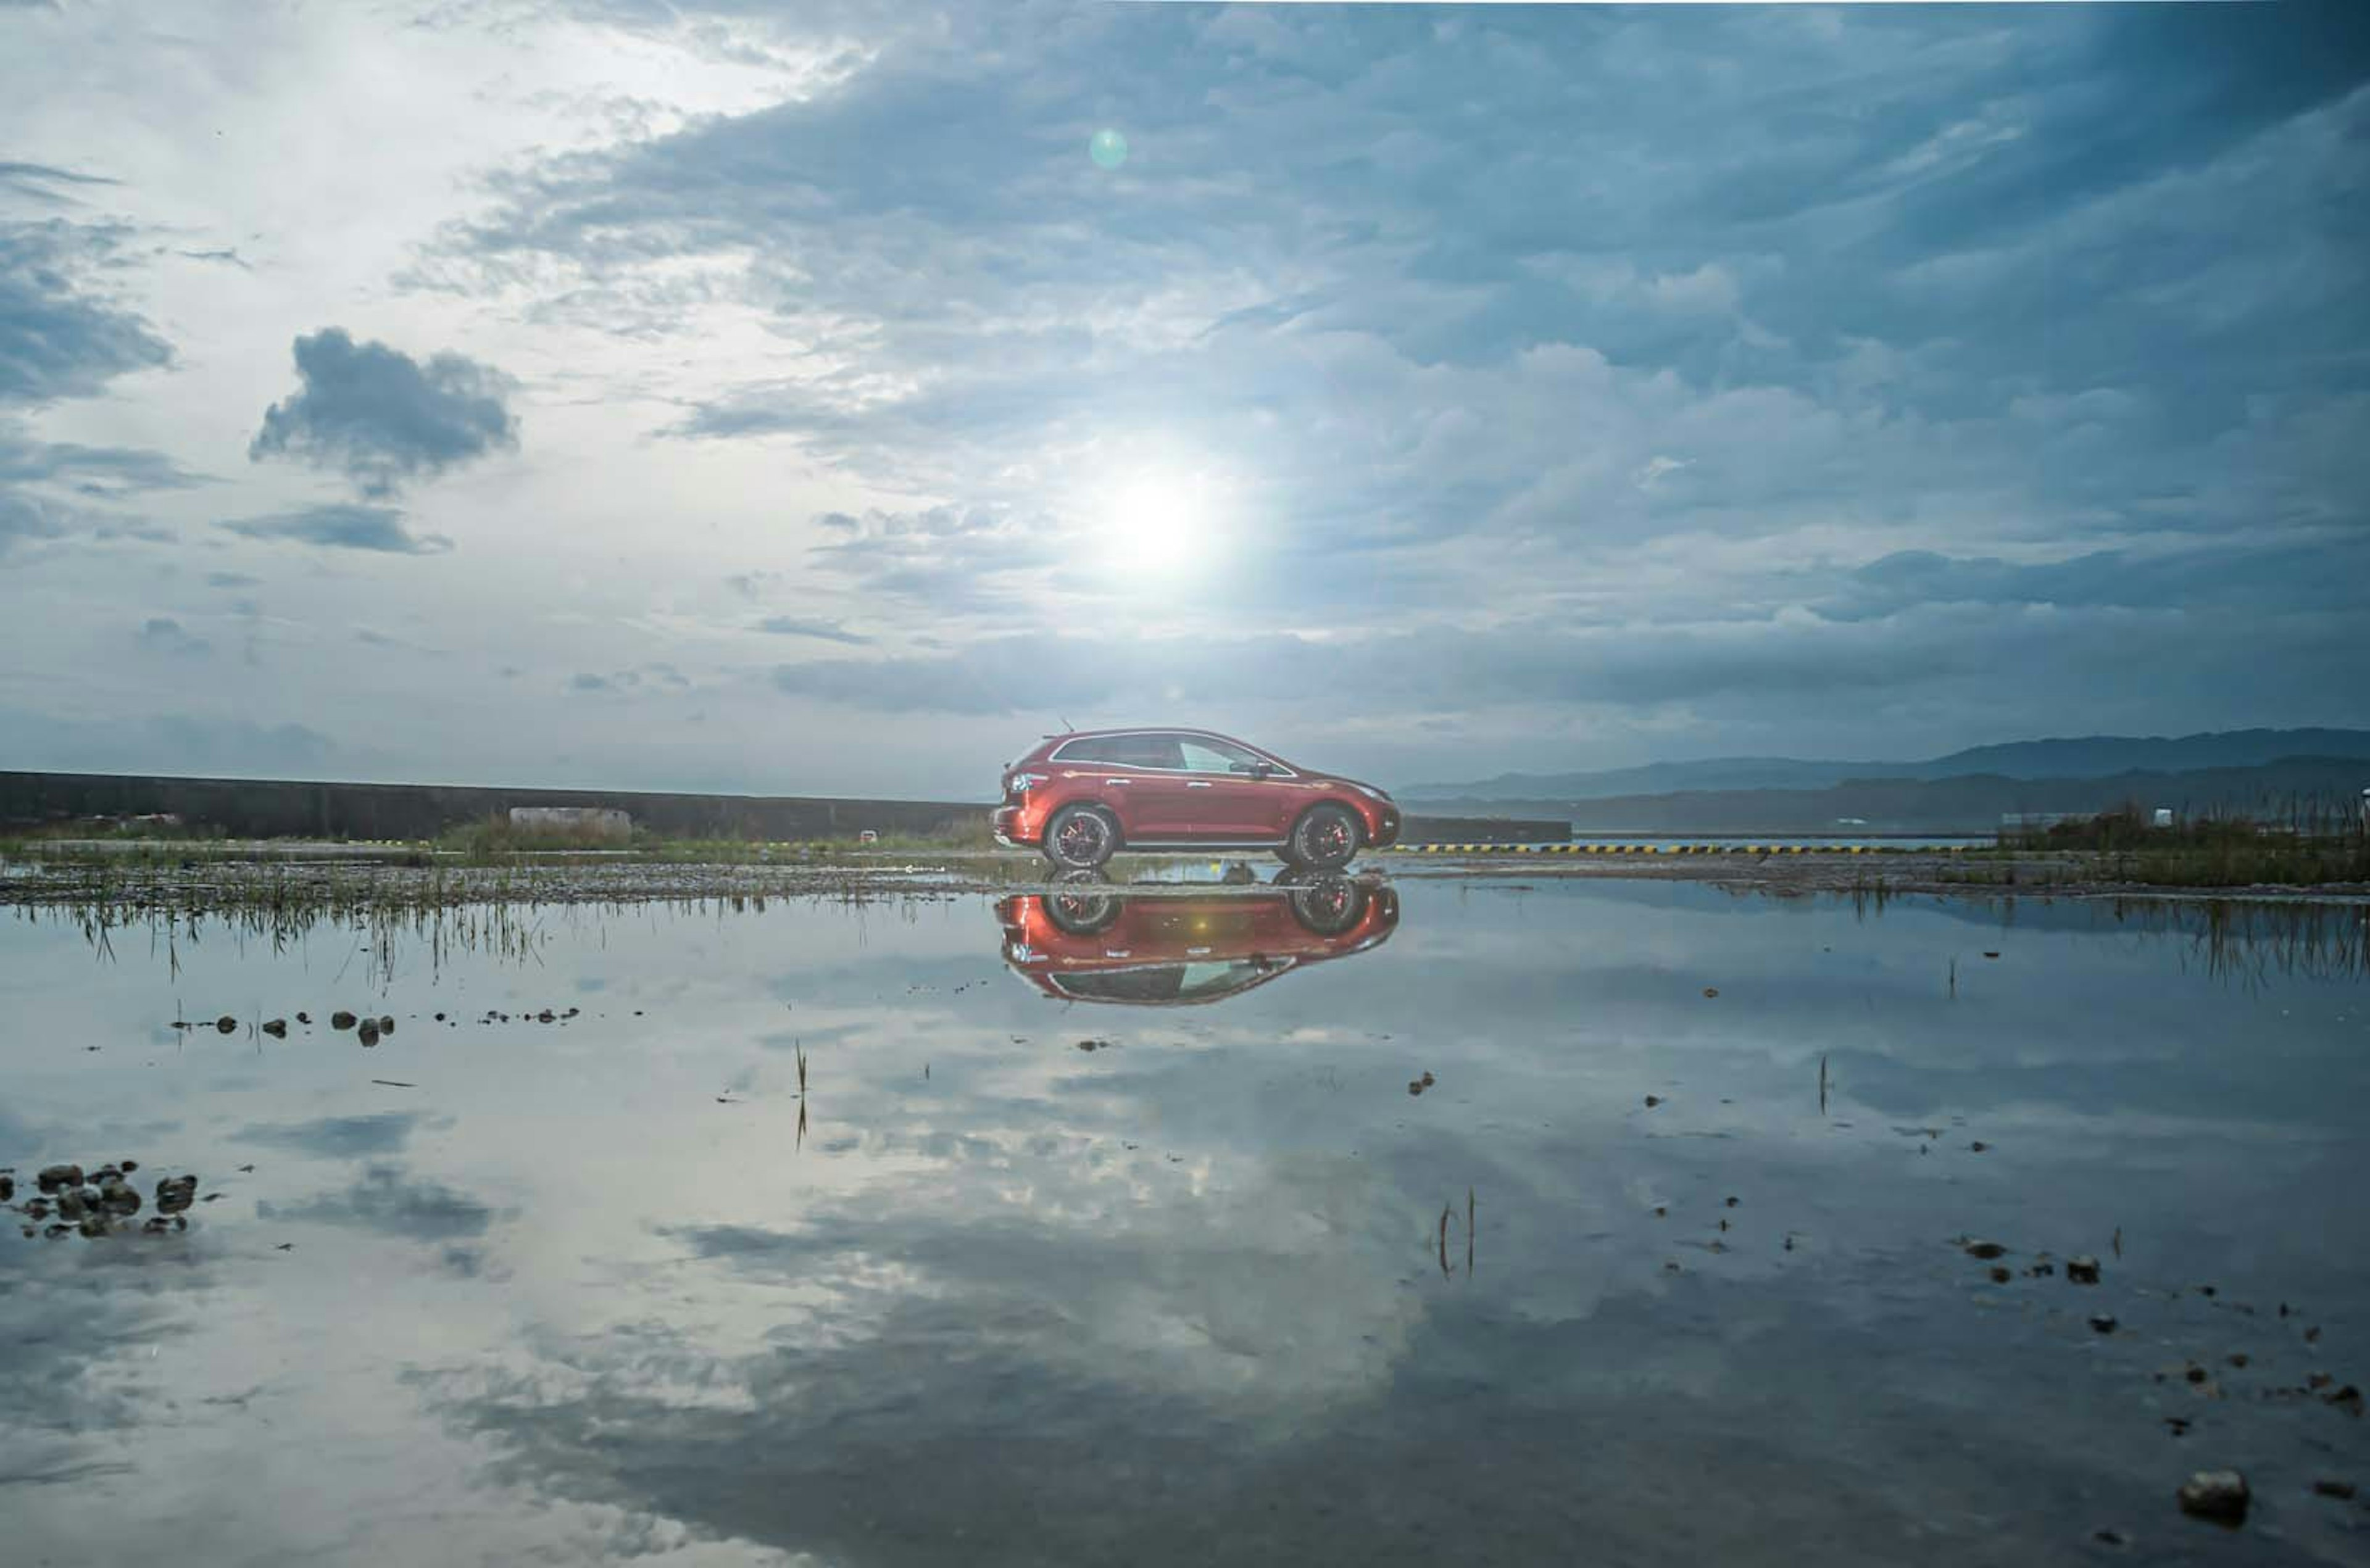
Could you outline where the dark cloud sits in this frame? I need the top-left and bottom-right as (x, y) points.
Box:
(770, 602), (2361, 742)
(133, 616), (210, 658)
(218, 503), (452, 554)
(202, 570), (259, 589)
(248, 328), (519, 498)
(755, 614), (870, 644)
(0, 219), (173, 405)
(569, 671), (612, 692)
(256, 1162), (501, 1243)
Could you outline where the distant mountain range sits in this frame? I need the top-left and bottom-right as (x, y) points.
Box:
(1401, 728), (2370, 804)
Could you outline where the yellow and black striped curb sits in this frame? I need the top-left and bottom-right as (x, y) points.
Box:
(1396, 842), (1975, 855)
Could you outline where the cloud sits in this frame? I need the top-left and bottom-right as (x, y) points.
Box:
(0, 708), (340, 774)
(0, 218), (173, 405)
(568, 671), (612, 692)
(247, 327), (519, 497)
(755, 613), (870, 645)
(218, 502), (452, 554)
(203, 570), (259, 589)
(0, 424), (206, 497)
(133, 616), (210, 658)
(256, 1162), (504, 1247)
(238, 1111), (434, 1159)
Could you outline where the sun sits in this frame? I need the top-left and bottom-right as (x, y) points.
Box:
(1102, 478), (1206, 574)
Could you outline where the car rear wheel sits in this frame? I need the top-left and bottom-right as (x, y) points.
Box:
(1045, 804), (1119, 871)
(1284, 803), (1360, 871)
(1285, 875), (1367, 937)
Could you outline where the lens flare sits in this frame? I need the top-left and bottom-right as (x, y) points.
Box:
(1088, 128), (1129, 170)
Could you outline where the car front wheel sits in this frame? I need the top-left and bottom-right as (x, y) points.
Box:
(1044, 804), (1119, 871)
(1285, 803), (1360, 871)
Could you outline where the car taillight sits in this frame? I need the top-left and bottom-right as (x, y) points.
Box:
(1007, 772), (1049, 798)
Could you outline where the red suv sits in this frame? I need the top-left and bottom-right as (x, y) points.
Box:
(992, 728), (1400, 871)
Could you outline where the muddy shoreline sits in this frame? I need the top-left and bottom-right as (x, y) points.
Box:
(3, 846), (2365, 908)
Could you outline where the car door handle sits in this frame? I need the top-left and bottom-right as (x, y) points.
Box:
(1186, 781), (1214, 789)
(1104, 778), (1130, 786)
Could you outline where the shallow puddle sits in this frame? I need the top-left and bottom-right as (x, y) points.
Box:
(4, 881), (2368, 1564)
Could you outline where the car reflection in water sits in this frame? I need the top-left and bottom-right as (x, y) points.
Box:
(996, 873), (1400, 1006)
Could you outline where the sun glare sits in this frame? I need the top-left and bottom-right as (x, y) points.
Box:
(1104, 477), (1208, 574)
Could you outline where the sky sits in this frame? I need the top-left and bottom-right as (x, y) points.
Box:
(1, 0), (2366, 800)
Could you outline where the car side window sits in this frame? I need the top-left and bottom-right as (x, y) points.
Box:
(1178, 737), (1265, 774)
(1051, 737), (1112, 764)
(1123, 734), (1186, 769)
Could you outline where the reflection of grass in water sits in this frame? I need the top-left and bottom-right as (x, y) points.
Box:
(19, 877), (966, 990)
(1833, 887), (2367, 989)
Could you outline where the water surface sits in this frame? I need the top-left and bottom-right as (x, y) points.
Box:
(4, 882), (2367, 1565)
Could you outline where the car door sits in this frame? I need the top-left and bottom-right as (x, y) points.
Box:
(1175, 736), (1294, 839)
(1102, 732), (1197, 840)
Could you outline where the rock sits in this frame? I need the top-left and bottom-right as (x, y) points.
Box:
(141, 1216), (170, 1235)
(156, 1175), (198, 1215)
(0, 1175), (11, 1201)
(2164, 1416), (2191, 1436)
(78, 1215), (110, 1238)
(2176, 1470), (2248, 1525)
(1964, 1239), (2008, 1260)
(2327, 1384), (2363, 1415)
(2068, 1255), (2102, 1284)
(434, 1013), (446, 1022)
(331, 1011), (356, 1031)
(43, 1223), (69, 1238)
(36, 1163), (83, 1192)
(262, 1019), (287, 1037)
(57, 1189), (86, 1221)
(98, 1180), (139, 1215)
(2314, 1479), (2358, 1500)
(357, 1019), (380, 1046)
(216, 1015), (238, 1034)
(23, 1198), (48, 1220)
(538, 1010), (555, 1023)
(2185, 1365), (2208, 1385)
(1644, 1095), (1663, 1108)
(378, 1016), (394, 1035)
(2227, 1353), (2250, 1368)
(1989, 1266), (2011, 1284)
(1970, 1141), (1990, 1153)
(297, 1011), (310, 1024)
(2090, 1315), (2119, 1334)
(92, 1164), (120, 1183)
(1702, 987), (1719, 998)
(120, 1159), (137, 1172)
(2091, 1529), (2126, 1548)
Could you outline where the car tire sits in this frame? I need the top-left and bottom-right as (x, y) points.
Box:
(1044, 804), (1119, 871)
(1044, 887), (1121, 936)
(1286, 875), (1367, 937)
(1287, 803), (1360, 871)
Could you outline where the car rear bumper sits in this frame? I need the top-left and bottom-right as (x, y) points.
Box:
(992, 804), (1037, 847)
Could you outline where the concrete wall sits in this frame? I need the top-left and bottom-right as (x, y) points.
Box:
(0, 770), (1568, 845)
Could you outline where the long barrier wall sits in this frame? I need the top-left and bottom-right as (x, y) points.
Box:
(0, 770), (1568, 847)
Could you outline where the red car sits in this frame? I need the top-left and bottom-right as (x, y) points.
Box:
(991, 727), (1400, 871)
(997, 881), (1400, 1006)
